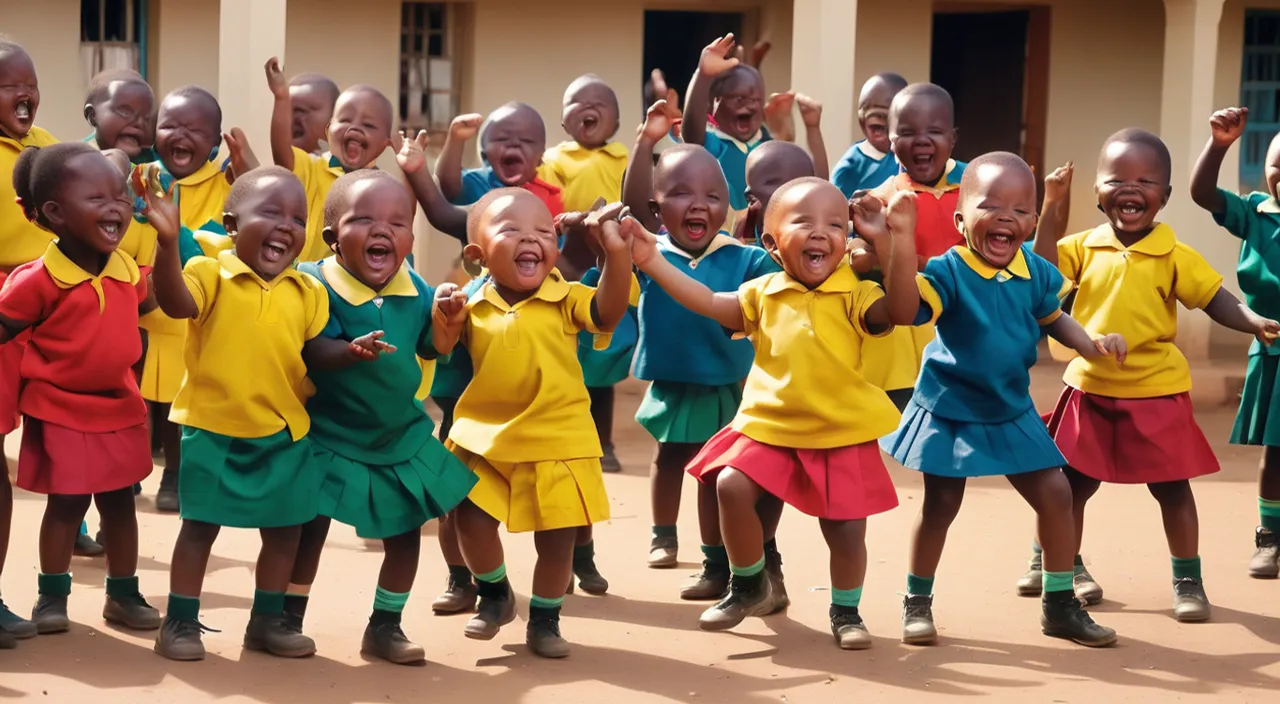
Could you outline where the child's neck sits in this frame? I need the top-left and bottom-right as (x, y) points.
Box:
(492, 281), (536, 307)
(1114, 223), (1159, 248)
(336, 256), (397, 291)
(56, 239), (109, 276)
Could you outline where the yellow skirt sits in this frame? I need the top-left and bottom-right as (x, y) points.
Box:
(446, 441), (609, 533)
(860, 322), (935, 392)
(139, 308), (187, 404)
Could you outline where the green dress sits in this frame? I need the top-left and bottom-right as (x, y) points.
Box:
(179, 427), (319, 528)
(300, 261), (477, 539)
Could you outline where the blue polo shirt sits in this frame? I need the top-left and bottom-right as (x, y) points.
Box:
(634, 233), (780, 385)
(454, 167), (508, 205)
(577, 266), (639, 386)
(1213, 189), (1280, 357)
(832, 141), (900, 198)
(914, 245), (1067, 423)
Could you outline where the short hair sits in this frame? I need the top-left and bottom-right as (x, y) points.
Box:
(484, 102), (545, 142)
(338, 85), (394, 135)
(223, 165), (301, 217)
(466, 187), (538, 243)
(762, 176), (834, 225)
(653, 143), (726, 190)
(959, 151), (1035, 200)
(289, 72), (340, 107)
(890, 83), (955, 125)
(85, 68), (150, 106)
(859, 72), (908, 106)
(323, 169), (406, 229)
(746, 141), (814, 178)
(12, 142), (100, 226)
(563, 73), (618, 111)
(165, 85), (222, 133)
(710, 65), (763, 100)
(1101, 128), (1172, 184)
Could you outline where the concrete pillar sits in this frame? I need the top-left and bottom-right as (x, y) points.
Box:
(1160, 0), (1225, 361)
(789, 0), (857, 168)
(217, 0), (287, 166)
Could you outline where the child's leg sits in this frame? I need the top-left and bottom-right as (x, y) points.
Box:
(33, 493), (92, 633)
(243, 525), (315, 658)
(95, 487), (161, 630)
(1148, 479), (1210, 621)
(1022, 468), (1106, 606)
(528, 527), (575, 658)
(758, 493), (789, 612)
(364, 529), (426, 664)
(649, 442), (700, 567)
(156, 519), (220, 661)
(901, 474), (965, 645)
(820, 518), (871, 649)
(431, 508), (477, 614)
(589, 386), (621, 472)
(570, 524), (608, 595)
(699, 468), (772, 630)
(154, 403), (180, 513)
(283, 516), (331, 629)
(456, 499), (515, 639)
(1253, 446), (1280, 578)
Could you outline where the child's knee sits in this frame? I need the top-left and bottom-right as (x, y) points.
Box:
(179, 519), (221, 546)
(47, 493), (92, 518)
(1148, 480), (1193, 506)
(922, 485), (965, 520)
(715, 468), (759, 505)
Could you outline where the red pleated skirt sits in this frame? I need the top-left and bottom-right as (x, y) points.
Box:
(1044, 386), (1219, 484)
(686, 428), (899, 520)
(17, 417), (152, 495)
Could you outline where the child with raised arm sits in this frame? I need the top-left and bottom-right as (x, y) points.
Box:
(735, 140), (817, 245)
(431, 189), (631, 658)
(832, 72), (908, 198)
(436, 105), (564, 217)
(881, 152), (1123, 648)
(286, 72), (339, 156)
(631, 178), (917, 648)
(1190, 107), (1280, 579)
(541, 74), (629, 213)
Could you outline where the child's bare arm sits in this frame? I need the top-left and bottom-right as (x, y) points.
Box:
(624, 101), (673, 233)
(796, 94), (829, 179)
(850, 193), (890, 271)
(264, 57), (295, 171)
(435, 114), (483, 203)
(394, 130), (468, 244)
(1191, 107), (1248, 214)
(556, 199), (606, 282)
(144, 186), (200, 319)
(431, 284), (468, 356)
(629, 219), (744, 330)
(683, 35), (740, 147)
(223, 128), (260, 183)
(303, 331), (396, 371)
(764, 92), (796, 143)
(866, 192), (922, 327)
(1034, 162), (1073, 265)
(586, 205), (635, 332)
(1045, 314), (1127, 362)
(1203, 287), (1280, 343)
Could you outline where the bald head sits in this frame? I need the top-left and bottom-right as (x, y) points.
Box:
(859, 72), (908, 110)
(467, 187), (543, 243)
(890, 83), (954, 128)
(747, 141), (815, 182)
(763, 176), (843, 231)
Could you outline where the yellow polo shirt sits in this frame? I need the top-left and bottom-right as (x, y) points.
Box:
(732, 265), (901, 449)
(449, 271), (606, 462)
(538, 141), (629, 213)
(170, 159), (232, 233)
(169, 251), (329, 440)
(1058, 223), (1223, 399)
(1, 127), (58, 268)
(290, 147), (350, 263)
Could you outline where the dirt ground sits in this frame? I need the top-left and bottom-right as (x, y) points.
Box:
(2, 365), (1279, 704)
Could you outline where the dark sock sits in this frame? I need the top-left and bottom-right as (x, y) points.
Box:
(283, 594), (309, 619)
(528, 603), (561, 622)
(476, 578), (510, 600)
(1073, 554), (1085, 576)
(167, 594), (200, 621)
(447, 564), (473, 584)
(573, 541), (595, 566)
(764, 537), (779, 558)
(37, 573), (72, 597)
(105, 575), (139, 599)
(369, 609), (402, 627)
(251, 589), (286, 616)
(652, 525), (677, 539)
(731, 570), (765, 593)
(702, 544), (729, 568)
(1172, 556), (1202, 580)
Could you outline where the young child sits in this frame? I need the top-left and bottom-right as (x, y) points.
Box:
(148, 166), (329, 662)
(437, 104), (564, 217)
(286, 72), (339, 156)
(266, 58), (394, 262)
(432, 189), (632, 658)
(832, 72), (908, 198)
(881, 151), (1124, 648)
(736, 140), (817, 245)
(630, 177), (917, 648)
(1028, 130), (1280, 623)
(540, 74), (628, 213)
(1189, 106), (1280, 579)
(84, 68), (156, 165)
(282, 170), (478, 663)
(2, 143), (161, 636)
(621, 102), (783, 604)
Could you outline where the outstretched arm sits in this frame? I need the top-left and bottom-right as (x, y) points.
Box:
(435, 114), (483, 203)
(865, 191), (922, 327)
(302, 331), (396, 371)
(797, 94), (828, 179)
(1191, 107), (1248, 214)
(394, 130), (468, 244)
(683, 34), (740, 147)
(264, 57), (295, 171)
(1203, 287), (1280, 342)
(623, 100), (676, 233)
(1045, 314), (1127, 362)
(1034, 162), (1073, 265)
(586, 205), (635, 332)
(629, 219), (743, 331)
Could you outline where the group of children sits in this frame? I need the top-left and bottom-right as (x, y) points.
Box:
(0, 28), (1278, 667)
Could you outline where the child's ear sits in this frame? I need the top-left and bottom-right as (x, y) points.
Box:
(462, 243), (484, 266)
(84, 104), (98, 128)
(759, 232), (779, 254)
(1161, 184), (1173, 208)
(647, 199), (661, 221)
(42, 201), (65, 228)
(948, 127), (958, 150)
(223, 212), (238, 236)
(953, 209), (965, 235)
(322, 226), (338, 250)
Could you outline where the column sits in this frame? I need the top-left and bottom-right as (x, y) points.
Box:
(789, 0), (858, 169)
(217, 0), (287, 167)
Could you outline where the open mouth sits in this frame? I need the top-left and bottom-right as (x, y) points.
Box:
(342, 135), (367, 165)
(497, 154), (527, 182)
(985, 231), (1015, 259)
(99, 220), (123, 244)
(802, 249), (830, 270)
(581, 114), (599, 132)
(262, 236), (292, 264)
(365, 241), (393, 269)
(14, 100), (31, 124)
(1115, 198), (1147, 224)
(292, 120), (306, 139)
(169, 144), (194, 169)
(116, 131), (142, 149)
(734, 112), (754, 135)
(515, 251), (541, 276)
(684, 218), (709, 241)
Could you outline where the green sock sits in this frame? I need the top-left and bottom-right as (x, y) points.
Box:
(831, 586), (863, 608)
(251, 589), (286, 615)
(1172, 556), (1202, 580)
(1073, 554), (1085, 576)
(729, 556), (765, 577)
(906, 573), (934, 596)
(167, 594), (200, 621)
(701, 544), (729, 567)
(38, 572), (71, 597)
(652, 525), (677, 539)
(1260, 498), (1280, 532)
(372, 586), (409, 613)
(529, 594), (564, 610)
(105, 575), (139, 599)
(474, 564), (507, 584)
(1042, 570), (1073, 593)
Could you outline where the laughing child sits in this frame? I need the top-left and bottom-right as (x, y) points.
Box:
(437, 104), (564, 217)
(736, 140), (816, 245)
(286, 72), (339, 156)
(832, 72), (908, 198)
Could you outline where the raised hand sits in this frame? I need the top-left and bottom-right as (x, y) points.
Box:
(349, 330), (396, 361)
(764, 92), (796, 142)
(394, 129), (430, 174)
(139, 172), (181, 245)
(1209, 107), (1249, 148)
(699, 34), (741, 77)
(850, 193), (888, 245)
(796, 94), (822, 128)
(434, 283), (469, 326)
(449, 114), (485, 143)
(223, 128), (259, 179)
(847, 237), (876, 273)
(640, 99), (680, 144)
(264, 57), (289, 99)
(1044, 161), (1074, 203)
(886, 190), (918, 239)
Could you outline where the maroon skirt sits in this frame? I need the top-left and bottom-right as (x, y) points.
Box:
(17, 417), (152, 495)
(1045, 386), (1219, 484)
(686, 428), (899, 520)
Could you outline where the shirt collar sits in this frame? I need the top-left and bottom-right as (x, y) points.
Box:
(216, 250), (306, 290)
(558, 141), (629, 159)
(321, 257), (418, 306)
(1081, 223), (1176, 256)
(954, 245), (1031, 281)
(761, 262), (859, 295)
(177, 158), (225, 187)
(42, 242), (139, 313)
(856, 140), (887, 160)
(657, 232), (739, 264)
(1258, 197), (1280, 214)
(894, 159), (961, 196)
(0, 129), (50, 149)
(325, 151), (377, 175)
(707, 126), (766, 154)
(476, 269), (572, 311)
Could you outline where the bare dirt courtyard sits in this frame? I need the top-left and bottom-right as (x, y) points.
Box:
(1, 366), (1278, 703)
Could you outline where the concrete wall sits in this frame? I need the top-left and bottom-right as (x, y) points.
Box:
(0, 0), (89, 143)
(153, 0), (221, 100)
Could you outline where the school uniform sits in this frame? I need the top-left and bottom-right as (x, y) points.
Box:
(538, 141), (629, 213)
(0, 243), (151, 494)
(451, 166), (565, 217)
(883, 244), (1070, 477)
(428, 274), (488, 416)
(577, 269), (640, 388)
(678, 126), (770, 233)
(1044, 224), (1222, 483)
(686, 265), (900, 519)
(170, 251), (329, 528)
(633, 233), (780, 444)
(290, 148), (359, 263)
(445, 271), (610, 532)
(831, 141), (899, 198)
(1214, 190), (1280, 447)
(300, 258), (476, 539)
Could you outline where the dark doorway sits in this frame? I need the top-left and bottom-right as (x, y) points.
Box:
(642, 10), (744, 117)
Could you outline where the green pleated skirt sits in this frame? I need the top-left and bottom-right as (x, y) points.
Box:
(314, 436), (478, 539)
(635, 380), (742, 444)
(1232, 353), (1280, 447)
(179, 427), (320, 528)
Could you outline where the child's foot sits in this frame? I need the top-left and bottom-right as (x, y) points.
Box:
(648, 536), (678, 569)
(1249, 527), (1279, 579)
(526, 606), (570, 658)
(698, 573), (773, 631)
(431, 572), (478, 614)
(570, 558), (609, 596)
(0, 599), (38, 640)
(154, 617), (209, 661)
(0, 629), (14, 649)
(1040, 591), (1117, 647)
(901, 594), (937, 645)
(31, 595), (70, 634)
(1016, 551), (1042, 596)
(1074, 567), (1104, 605)
(155, 469), (180, 513)
(600, 444), (622, 474)
(361, 621), (426, 664)
(830, 604), (872, 650)
(1172, 577), (1211, 622)
(74, 531), (105, 557)
(104, 593), (162, 631)
(679, 561), (729, 600)
(464, 581), (516, 640)
(764, 548), (789, 613)
(243, 612), (316, 658)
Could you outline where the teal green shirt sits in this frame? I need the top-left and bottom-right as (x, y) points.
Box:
(1213, 189), (1280, 356)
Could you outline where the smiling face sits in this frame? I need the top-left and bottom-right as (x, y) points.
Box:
(327, 87), (392, 170)
(761, 179), (848, 288)
(48, 152), (133, 255)
(858, 78), (902, 155)
(290, 80), (337, 154)
(562, 77), (619, 149)
(745, 143), (815, 231)
(468, 191), (558, 297)
(90, 80), (156, 158)
(890, 90), (956, 186)
(481, 104), (545, 186)
(0, 48), (39, 139)
(956, 159), (1038, 269)
(330, 177), (416, 289)
(227, 174), (309, 280)
(711, 67), (765, 142)
(155, 92), (220, 179)
(1094, 139), (1170, 236)
(653, 147), (729, 253)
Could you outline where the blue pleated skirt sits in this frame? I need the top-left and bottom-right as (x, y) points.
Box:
(881, 400), (1066, 478)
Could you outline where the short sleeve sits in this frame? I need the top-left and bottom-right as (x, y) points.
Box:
(745, 247), (783, 279)
(299, 273), (331, 340)
(0, 264), (56, 325)
(1211, 188), (1257, 241)
(1172, 242), (1225, 310)
(849, 280), (890, 337)
(628, 273), (642, 308)
(701, 131), (727, 157)
(561, 281), (602, 334)
(1032, 256), (1067, 323)
(1056, 232), (1087, 285)
(290, 147), (322, 191)
(455, 170), (491, 206)
(919, 256), (956, 321)
(736, 275), (767, 338)
(135, 269), (149, 305)
(181, 256), (220, 324)
(830, 147), (860, 197)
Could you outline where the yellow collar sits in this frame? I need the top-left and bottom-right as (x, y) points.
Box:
(1258, 197), (1280, 214)
(658, 232), (739, 264)
(899, 160), (960, 197)
(217, 250), (305, 290)
(556, 140), (629, 159)
(1082, 223), (1176, 257)
(177, 158), (224, 187)
(955, 245), (1030, 281)
(0, 126), (56, 150)
(476, 269), (571, 311)
(42, 242), (139, 313)
(321, 257), (417, 306)
(761, 262), (859, 295)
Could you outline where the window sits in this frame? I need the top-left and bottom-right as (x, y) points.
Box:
(1240, 10), (1280, 190)
(81, 0), (146, 81)
(399, 2), (458, 133)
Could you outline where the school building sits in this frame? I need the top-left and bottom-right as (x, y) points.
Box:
(2, 0), (1276, 360)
